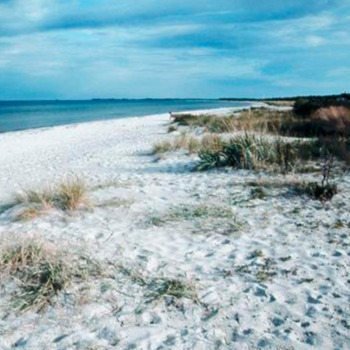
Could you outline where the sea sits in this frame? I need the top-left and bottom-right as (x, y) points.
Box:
(0, 99), (251, 133)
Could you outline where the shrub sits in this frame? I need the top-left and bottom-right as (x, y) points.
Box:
(293, 96), (350, 118)
(294, 182), (338, 201)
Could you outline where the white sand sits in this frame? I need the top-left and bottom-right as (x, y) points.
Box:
(0, 108), (350, 349)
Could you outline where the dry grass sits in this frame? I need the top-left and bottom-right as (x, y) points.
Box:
(197, 134), (320, 171)
(0, 239), (103, 312)
(153, 136), (199, 155)
(146, 277), (198, 304)
(15, 189), (53, 209)
(153, 134), (225, 156)
(118, 265), (198, 304)
(171, 109), (298, 135)
(311, 106), (350, 136)
(15, 177), (91, 220)
(15, 207), (44, 221)
(0, 240), (71, 311)
(56, 178), (90, 211)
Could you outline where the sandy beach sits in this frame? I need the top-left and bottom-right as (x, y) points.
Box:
(0, 108), (350, 349)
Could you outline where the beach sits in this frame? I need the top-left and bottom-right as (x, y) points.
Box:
(0, 107), (350, 349)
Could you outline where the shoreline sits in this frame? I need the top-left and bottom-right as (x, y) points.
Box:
(0, 106), (251, 136)
(1, 104), (347, 349)
(0, 106), (255, 203)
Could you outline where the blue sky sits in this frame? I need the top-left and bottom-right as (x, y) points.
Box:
(0, 0), (349, 99)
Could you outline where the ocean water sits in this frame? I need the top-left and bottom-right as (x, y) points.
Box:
(0, 99), (251, 133)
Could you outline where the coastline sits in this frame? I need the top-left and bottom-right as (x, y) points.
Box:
(0, 106), (251, 203)
(0, 104), (349, 349)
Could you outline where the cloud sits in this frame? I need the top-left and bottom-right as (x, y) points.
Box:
(0, 0), (349, 99)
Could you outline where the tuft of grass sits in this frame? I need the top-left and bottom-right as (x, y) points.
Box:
(15, 177), (91, 220)
(56, 178), (89, 211)
(250, 187), (267, 200)
(146, 278), (198, 304)
(153, 136), (200, 156)
(117, 265), (199, 304)
(153, 140), (173, 155)
(167, 125), (177, 133)
(0, 241), (70, 312)
(0, 241), (103, 312)
(15, 207), (43, 221)
(15, 189), (53, 209)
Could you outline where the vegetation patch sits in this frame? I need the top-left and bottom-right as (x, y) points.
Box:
(15, 177), (91, 220)
(294, 181), (338, 202)
(0, 241), (71, 311)
(118, 265), (198, 304)
(0, 240), (102, 312)
(153, 134), (225, 156)
(167, 204), (233, 221)
(250, 187), (268, 200)
(197, 134), (320, 171)
(96, 198), (133, 208)
(146, 277), (198, 304)
(171, 109), (298, 135)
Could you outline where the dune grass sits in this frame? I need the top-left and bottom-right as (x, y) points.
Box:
(118, 264), (198, 304)
(172, 106), (350, 145)
(153, 134), (225, 156)
(146, 277), (198, 304)
(0, 241), (71, 311)
(0, 240), (103, 312)
(15, 177), (91, 220)
(197, 133), (321, 171)
(171, 109), (299, 135)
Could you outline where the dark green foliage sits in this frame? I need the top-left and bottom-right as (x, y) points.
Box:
(294, 182), (338, 201)
(293, 95), (350, 118)
(250, 187), (267, 199)
(196, 150), (223, 170)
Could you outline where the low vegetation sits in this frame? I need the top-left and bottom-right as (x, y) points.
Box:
(148, 203), (234, 227)
(146, 277), (198, 304)
(294, 181), (338, 202)
(15, 177), (90, 220)
(118, 265), (198, 304)
(197, 134), (320, 171)
(153, 134), (224, 156)
(293, 156), (338, 201)
(170, 109), (297, 135)
(0, 241), (71, 311)
(0, 240), (103, 312)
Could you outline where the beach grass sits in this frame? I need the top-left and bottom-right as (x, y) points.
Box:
(15, 177), (91, 220)
(0, 240), (71, 312)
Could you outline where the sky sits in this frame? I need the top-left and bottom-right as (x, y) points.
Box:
(0, 0), (349, 100)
